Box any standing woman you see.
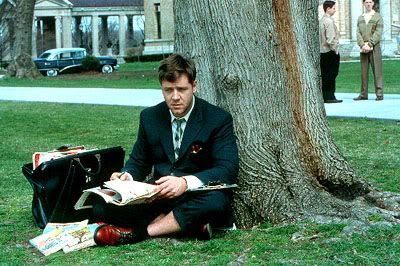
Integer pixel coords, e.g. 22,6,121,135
354,0,384,101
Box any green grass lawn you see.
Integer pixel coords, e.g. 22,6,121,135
337,59,400,94
0,62,160,89
1,59,400,94
0,101,399,264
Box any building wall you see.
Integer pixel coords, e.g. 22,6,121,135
143,0,174,54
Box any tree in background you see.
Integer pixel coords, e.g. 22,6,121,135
2,0,40,78
175,0,400,228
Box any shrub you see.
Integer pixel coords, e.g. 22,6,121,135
124,53,172,63
82,55,100,71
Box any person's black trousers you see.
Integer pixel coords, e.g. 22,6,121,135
320,51,340,101
92,190,233,236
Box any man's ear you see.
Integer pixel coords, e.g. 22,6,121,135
192,80,198,93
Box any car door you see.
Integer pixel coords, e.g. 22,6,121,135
72,51,84,70
57,52,75,73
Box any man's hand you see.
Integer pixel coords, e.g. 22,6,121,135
153,176,187,200
110,172,133,181
361,43,371,53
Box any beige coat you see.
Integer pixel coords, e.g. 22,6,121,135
319,14,339,53
357,12,383,48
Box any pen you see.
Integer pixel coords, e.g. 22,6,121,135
118,171,126,179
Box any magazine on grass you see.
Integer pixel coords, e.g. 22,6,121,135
29,220,100,256
74,179,159,209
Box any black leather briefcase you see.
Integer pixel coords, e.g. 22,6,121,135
22,146,125,228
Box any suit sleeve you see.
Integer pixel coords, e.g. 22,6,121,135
369,14,383,47
122,112,153,181
356,17,365,47
194,113,239,185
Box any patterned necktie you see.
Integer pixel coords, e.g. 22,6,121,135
174,118,185,160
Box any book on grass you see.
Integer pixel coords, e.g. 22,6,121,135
29,220,98,256
74,179,159,209
62,223,101,253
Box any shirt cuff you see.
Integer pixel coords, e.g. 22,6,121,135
183,175,204,190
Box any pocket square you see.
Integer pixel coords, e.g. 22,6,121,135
191,144,203,154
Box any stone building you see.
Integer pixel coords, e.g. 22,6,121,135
1,0,174,61
32,0,144,57
143,0,173,55
1,0,399,62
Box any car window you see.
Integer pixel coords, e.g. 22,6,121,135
39,52,51,59
60,52,72,59
73,51,85,59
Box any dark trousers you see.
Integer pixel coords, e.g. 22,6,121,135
92,190,233,235
320,51,340,101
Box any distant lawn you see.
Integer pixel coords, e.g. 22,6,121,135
337,59,400,94
0,62,160,89
1,58,399,93
0,101,399,265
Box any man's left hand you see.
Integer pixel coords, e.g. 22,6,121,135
153,175,187,200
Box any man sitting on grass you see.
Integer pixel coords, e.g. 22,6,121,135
93,53,239,245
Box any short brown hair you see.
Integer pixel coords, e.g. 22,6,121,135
158,54,196,84
323,1,336,12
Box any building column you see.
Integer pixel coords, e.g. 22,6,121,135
62,15,73,48
55,16,62,48
119,14,126,56
350,0,362,41
32,17,37,57
379,0,391,41
38,19,44,55
92,14,99,56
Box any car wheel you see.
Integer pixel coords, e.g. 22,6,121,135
102,65,113,74
46,69,58,77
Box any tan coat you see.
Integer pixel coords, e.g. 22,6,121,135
356,12,384,97
319,14,339,53
356,12,383,48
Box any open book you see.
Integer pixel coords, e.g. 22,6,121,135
74,180,159,209
29,220,101,256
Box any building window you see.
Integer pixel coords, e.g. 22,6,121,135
155,3,161,39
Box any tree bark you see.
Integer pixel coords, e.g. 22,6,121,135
174,0,400,228
6,0,41,78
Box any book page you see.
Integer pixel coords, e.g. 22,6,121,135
104,180,158,204
74,187,121,210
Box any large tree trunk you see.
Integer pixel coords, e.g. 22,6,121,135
6,0,41,78
174,0,400,228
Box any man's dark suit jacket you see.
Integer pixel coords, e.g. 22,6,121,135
123,96,238,186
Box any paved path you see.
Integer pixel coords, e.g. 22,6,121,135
0,87,164,107
325,93,400,120
1,87,399,120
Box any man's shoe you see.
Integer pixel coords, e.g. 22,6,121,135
197,223,212,240
324,99,343,103
353,95,368,101
94,224,139,246
376,96,383,101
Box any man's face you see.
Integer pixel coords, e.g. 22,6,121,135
327,4,336,16
161,74,197,118
364,0,374,11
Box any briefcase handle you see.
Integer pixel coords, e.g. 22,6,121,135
73,154,101,176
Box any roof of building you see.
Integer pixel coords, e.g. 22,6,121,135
69,0,143,7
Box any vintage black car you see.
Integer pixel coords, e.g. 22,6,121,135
33,48,119,77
